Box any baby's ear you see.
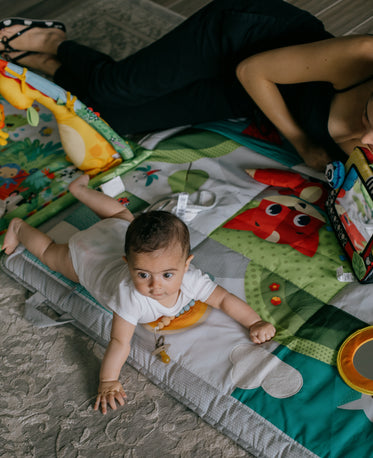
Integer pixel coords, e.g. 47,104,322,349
122,255,128,264
185,254,194,270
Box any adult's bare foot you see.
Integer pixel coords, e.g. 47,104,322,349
2,217,23,255
1,51,62,76
0,24,65,55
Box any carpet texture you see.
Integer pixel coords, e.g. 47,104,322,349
0,1,251,456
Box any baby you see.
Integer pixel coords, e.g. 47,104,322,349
2,174,276,414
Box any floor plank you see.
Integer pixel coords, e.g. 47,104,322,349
0,0,371,35
316,0,373,35
0,0,88,20
289,0,341,15
170,0,211,17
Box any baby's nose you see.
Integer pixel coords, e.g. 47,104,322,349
150,276,162,288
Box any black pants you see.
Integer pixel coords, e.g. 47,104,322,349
54,0,332,135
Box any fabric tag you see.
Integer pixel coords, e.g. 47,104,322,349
176,192,189,219
336,266,355,283
99,176,125,197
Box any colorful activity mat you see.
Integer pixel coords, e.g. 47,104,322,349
1,61,372,458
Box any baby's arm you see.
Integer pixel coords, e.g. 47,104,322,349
69,174,134,222
94,313,136,414
207,286,276,344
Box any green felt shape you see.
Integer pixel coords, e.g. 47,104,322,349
168,169,209,193
150,129,239,163
352,251,366,280
27,106,40,126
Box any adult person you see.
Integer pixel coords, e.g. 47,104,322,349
0,0,372,171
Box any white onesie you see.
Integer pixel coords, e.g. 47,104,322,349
68,218,217,325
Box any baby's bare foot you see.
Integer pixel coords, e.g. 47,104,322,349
69,173,90,188
68,173,90,195
2,217,23,254
0,25,65,55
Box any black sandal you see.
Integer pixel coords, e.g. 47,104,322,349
0,18,66,53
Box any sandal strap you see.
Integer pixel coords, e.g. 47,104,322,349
1,50,35,64
1,25,33,52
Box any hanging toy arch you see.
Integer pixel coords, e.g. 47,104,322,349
0,58,134,241
0,59,133,173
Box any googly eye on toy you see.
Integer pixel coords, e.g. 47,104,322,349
325,161,345,189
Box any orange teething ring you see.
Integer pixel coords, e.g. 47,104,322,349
337,326,373,395
143,300,210,334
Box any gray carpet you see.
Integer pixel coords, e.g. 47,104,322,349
0,1,251,456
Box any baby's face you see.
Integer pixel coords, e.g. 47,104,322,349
124,244,193,307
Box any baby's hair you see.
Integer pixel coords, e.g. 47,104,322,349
125,210,190,258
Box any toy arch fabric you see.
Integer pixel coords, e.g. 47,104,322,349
0,58,134,175
337,326,373,395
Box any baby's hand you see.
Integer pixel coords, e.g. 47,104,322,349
249,320,276,344
94,380,127,415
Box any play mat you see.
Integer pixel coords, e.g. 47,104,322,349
1,60,372,458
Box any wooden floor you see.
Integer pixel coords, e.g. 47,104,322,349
0,0,372,35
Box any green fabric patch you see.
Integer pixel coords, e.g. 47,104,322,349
243,265,366,365
196,120,301,166
150,129,240,163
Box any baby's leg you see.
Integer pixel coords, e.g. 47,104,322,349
3,218,79,282
69,174,134,222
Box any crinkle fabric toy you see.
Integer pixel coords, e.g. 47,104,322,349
0,58,134,175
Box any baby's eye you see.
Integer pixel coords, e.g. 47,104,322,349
163,272,173,279
138,272,149,279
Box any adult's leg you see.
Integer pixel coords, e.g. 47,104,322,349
54,0,234,106
55,0,330,103
80,76,248,135
54,0,332,132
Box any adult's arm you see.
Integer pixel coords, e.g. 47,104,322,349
236,35,373,169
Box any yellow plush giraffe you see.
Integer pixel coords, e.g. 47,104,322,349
0,59,132,175
0,103,9,146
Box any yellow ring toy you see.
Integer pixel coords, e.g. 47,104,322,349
337,325,373,395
